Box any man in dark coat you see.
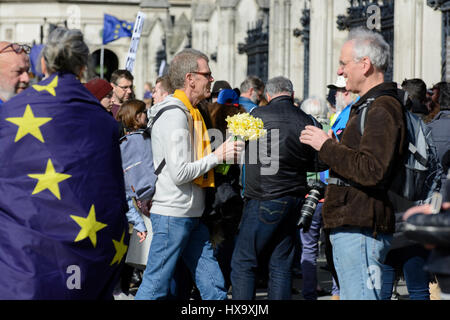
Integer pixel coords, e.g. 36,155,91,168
300,27,407,300
231,76,326,300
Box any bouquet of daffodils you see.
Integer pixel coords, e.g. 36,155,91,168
216,113,267,175
225,113,267,141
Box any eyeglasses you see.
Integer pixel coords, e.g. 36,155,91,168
116,84,133,91
0,43,31,55
191,71,214,80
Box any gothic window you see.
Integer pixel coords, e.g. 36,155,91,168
238,19,269,83
337,0,395,81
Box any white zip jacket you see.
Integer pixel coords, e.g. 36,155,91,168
147,95,218,217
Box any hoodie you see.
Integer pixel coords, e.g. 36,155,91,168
147,95,218,217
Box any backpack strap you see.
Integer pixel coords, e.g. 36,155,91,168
119,129,146,144
357,92,403,135
357,97,375,135
145,105,187,136
154,159,166,175
145,105,188,174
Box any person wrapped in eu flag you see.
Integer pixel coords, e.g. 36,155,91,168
0,28,129,299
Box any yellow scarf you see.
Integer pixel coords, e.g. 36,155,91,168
173,89,215,188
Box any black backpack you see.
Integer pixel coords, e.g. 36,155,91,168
356,89,444,211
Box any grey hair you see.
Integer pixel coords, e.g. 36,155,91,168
168,48,209,90
42,28,89,76
264,76,293,97
348,27,390,73
301,96,329,124
240,75,265,93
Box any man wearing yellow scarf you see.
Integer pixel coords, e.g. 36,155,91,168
136,49,244,300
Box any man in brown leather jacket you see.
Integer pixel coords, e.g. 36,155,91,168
300,27,407,300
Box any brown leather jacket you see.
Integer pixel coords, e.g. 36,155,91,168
319,82,407,234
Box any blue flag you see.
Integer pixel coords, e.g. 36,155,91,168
102,14,134,45
0,72,129,299
29,44,44,78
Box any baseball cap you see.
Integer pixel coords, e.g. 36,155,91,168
327,76,347,90
217,89,239,106
211,80,232,95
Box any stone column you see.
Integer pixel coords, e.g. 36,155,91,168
217,0,238,86
269,0,292,78
139,0,170,95
289,0,308,98
394,0,441,86
309,0,332,98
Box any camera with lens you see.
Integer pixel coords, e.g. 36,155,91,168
297,179,326,232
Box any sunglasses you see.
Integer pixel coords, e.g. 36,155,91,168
0,43,31,55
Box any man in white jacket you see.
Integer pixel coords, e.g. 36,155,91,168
135,49,244,300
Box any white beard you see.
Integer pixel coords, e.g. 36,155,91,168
0,86,15,102
335,93,347,114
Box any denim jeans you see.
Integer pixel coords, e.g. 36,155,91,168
135,214,227,300
299,202,323,300
381,251,430,300
330,227,392,300
230,196,302,300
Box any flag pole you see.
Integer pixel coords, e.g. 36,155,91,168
100,45,104,79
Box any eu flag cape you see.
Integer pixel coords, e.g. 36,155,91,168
102,14,134,45
0,72,129,299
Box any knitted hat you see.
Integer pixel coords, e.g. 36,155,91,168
84,78,113,101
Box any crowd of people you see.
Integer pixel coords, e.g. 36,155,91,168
0,26,449,300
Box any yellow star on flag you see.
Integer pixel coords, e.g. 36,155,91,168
32,75,58,96
5,104,52,143
70,205,108,248
110,231,128,266
28,159,71,200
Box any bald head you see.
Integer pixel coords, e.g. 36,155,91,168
0,41,30,102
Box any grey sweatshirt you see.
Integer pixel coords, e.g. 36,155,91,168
147,95,218,217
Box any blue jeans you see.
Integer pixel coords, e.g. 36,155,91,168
135,214,227,300
330,227,392,300
231,196,302,300
381,251,430,300
299,202,323,300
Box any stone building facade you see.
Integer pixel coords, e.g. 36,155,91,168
0,0,444,101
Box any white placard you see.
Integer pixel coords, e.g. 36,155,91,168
125,11,146,74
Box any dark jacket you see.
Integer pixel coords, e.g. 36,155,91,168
319,82,407,234
427,110,450,167
405,212,450,275
404,177,450,275
244,95,326,200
